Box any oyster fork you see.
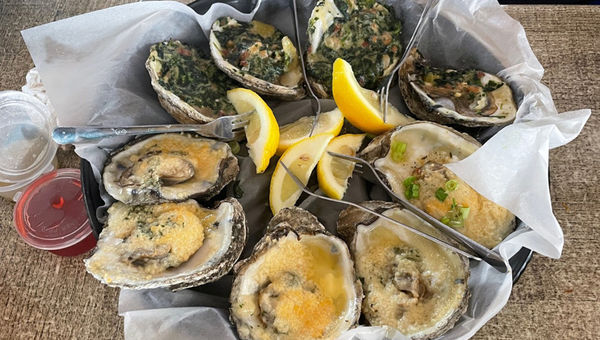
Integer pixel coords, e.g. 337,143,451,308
52,111,253,145
378,0,436,122
278,161,481,261
328,151,508,272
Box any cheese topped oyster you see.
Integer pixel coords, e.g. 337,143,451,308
210,17,304,100
230,207,362,339
306,0,402,97
399,48,517,127
146,40,238,123
85,198,247,290
360,122,515,249
337,201,470,339
103,133,238,205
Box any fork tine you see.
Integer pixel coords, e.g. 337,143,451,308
231,120,250,130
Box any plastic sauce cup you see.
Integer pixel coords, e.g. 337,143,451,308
13,168,96,256
0,91,58,201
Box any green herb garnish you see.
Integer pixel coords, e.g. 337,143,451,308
391,141,407,162
403,176,420,199
435,188,448,202
445,179,458,192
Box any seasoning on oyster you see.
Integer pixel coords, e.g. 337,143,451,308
146,40,238,124
84,198,247,290
230,207,362,339
103,133,239,205
399,48,518,127
337,201,470,340
210,17,304,100
360,121,515,248
306,0,402,97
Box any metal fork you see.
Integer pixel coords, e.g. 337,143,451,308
51,111,253,145
278,161,481,261
290,0,321,137
328,151,508,272
378,0,436,123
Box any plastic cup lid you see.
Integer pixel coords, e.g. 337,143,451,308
0,91,57,183
13,168,92,251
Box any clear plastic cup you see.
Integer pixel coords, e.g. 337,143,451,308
13,168,96,256
0,91,58,201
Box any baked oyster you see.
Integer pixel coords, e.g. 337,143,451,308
230,207,362,339
103,133,239,205
337,201,470,339
210,17,304,100
359,122,515,248
399,48,517,127
85,198,247,290
146,40,238,123
306,0,402,97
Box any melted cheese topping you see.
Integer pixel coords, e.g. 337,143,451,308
354,209,468,336
231,234,354,340
86,200,218,282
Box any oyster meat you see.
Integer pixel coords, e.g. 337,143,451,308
360,121,515,248
210,17,304,100
230,207,362,339
103,133,239,205
85,198,247,290
146,40,238,124
337,201,470,340
306,0,402,97
399,48,517,127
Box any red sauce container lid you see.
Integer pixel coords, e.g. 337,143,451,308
13,168,94,254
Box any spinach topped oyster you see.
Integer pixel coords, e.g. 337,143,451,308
146,40,238,124
85,198,247,290
103,133,239,205
210,17,304,100
337,201,470,339
360,122,515,249
306,0,402,97
399,48,518,126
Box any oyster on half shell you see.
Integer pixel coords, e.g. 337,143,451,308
230,207,362,340
337,201,470,340
146,40,238,124
210,17,305,100
360,121,515,249
103,133,239,205
399,48,517,127
85,198,247,290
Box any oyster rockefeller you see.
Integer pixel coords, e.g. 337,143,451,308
306,0,403,97
210,17,304,100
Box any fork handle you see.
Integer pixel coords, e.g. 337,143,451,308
52,125,201,144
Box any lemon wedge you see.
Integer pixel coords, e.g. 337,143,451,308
277,108,344,155
317,134,366,200
227,88,279,173
332,58,413,134
269,133,334,214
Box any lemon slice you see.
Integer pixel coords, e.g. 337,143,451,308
270,133,334,214
277,108,344,155
332,58,413,134
227,88,279,173
317,134,366,200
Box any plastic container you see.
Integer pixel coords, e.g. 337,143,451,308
13,168,96,256
0,91,58,201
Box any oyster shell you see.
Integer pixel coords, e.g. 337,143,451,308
230,207,362,339
84,198,247,291
306,0,402,98
359,121,515,248
399,48,517,127
146,40,238,123
103,133,239,205
337,201,470,340
210,17,305,100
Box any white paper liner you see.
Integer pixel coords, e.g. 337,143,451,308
20,0,590,339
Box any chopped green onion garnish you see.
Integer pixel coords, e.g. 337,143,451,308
445,179,458,192
435,188,448,202
403,176,416,187
403,176,420,199
391,141,407,162
440,216,451,225
460,207,470,220
411,183,420,199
